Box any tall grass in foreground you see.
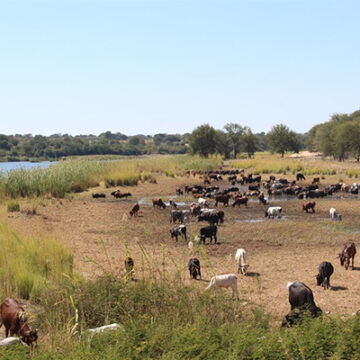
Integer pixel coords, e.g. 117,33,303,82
0,219,74,301
0,155,222,199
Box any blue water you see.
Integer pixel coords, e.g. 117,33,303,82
0,161,55,173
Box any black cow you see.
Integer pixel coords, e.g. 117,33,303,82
316,262,334,289
282,281,322,327
296,173,306,181
92,193,106,198
170,225,187,242
188,258,201,279
199,225,217,244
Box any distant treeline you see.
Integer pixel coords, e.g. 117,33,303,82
0,125,307,161
307,110,360,161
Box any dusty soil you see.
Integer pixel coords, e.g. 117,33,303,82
7,173,360,323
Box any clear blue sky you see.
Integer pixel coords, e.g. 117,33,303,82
1,0,359,136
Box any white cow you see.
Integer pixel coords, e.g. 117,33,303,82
205,274,239,299
329,207,342,221
85,323,125,342
198,197,208,208
265,206,282,219
0,337,26,347
235,248,248,275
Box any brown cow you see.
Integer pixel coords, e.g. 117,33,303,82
302,201,316,213
312,177,320,184
215,194,230,207
0,298,38,346
152,198,166,209
130,203,140,217
258,193,267,205
339,242,357,270
232,196,248,207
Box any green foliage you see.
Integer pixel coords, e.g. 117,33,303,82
7,199,20,212
189,124,217,157
267,124,302,157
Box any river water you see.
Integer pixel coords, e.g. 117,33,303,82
0,161,55,173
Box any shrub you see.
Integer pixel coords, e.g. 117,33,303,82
7,200,20,212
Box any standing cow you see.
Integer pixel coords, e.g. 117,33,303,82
339,242,356,270
188,258,201,279
316,262,334,289
235,248,248,275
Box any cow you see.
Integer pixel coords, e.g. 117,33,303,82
199,225,217,244
329,207,342,221
312,177,320,184
198,197,208,208
316,262,334,289
176,188,184,196
0,298,38,346
282,282,322,327
190,203,202,216
302,202,315,213
170,210,184,223
92,193,106,198
170,225,187,242
129,203,140,217
258,193,267,205
204,178,211,185
296,173,306,181
269,175,276,181
188,258,201,279
264,206,282,219
205,274,239,299
339,242,356,270
152,198,166,209
215,194,230,207
232,196,248,207
235,248,248,275
197,211,223,225
169,200,178,208
111,190,132,199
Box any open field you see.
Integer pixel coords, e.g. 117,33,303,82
3,154,360,358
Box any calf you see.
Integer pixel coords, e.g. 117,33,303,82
0,298,38,346
329,207,342,221
205,274,239,299
170,225,187,242
188,258,201,279
199,225,217,244
316,262,334,289
235,248,248,275
339,242,356,270
152,198,166,209
282,281,322,327
92,193,106,199
129,203,140,217
264,206,282,219
302,202,315,213
232,196,248,207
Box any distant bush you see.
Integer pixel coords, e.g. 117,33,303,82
7,200,20,212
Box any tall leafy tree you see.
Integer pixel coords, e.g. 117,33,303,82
215,130,232,159
267,124,301,157
189,124,217,157
224,123,245,158
241,128,260,158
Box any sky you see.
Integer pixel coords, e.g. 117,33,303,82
0,0,360,136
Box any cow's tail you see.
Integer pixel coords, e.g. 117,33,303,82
287,282,294,289
205,277,215,290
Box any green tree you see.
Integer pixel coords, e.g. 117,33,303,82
215,130,232,159
241,128,260,158
267,124,301,157
189,124,217,157
224,123,245,158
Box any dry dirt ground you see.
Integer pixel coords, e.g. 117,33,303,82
6,173,360,323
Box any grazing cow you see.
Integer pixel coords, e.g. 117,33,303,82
199,225,217,244
129,203,140,217
170,225,187,242
124,257,134,279
92,193,106,199
176,188,184,196
0,298,38,346
296,173,306,181
111,190,132,199
258,193,267,205
204,179,211,185
152,198,166,209
312,177,320,184
188,258,201,279
235,248,248,275
282,282,322,327
190,203,202,216
316,262,334,289
302,202,316,213
205,274,239,299
339,242,356,270
264,206,282,219
197,211,223,225
170,210,184,223
198,197,208,208
169,200,178,208
329,207,342,221
215,194,230,207
269,175,276,181
232,196,248,207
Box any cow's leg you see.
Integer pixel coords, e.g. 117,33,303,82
5,326,9,338
232,283,239,300
214,234,217,244
352,256,355,270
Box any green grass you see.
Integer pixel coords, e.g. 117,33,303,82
7,199,20,212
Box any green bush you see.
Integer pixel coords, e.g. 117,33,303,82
7,200,20,212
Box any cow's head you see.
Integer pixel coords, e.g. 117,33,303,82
264,211,269,218
316,273,323,286
22,329,38,346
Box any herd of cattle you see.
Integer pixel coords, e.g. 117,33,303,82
2,169,359,346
